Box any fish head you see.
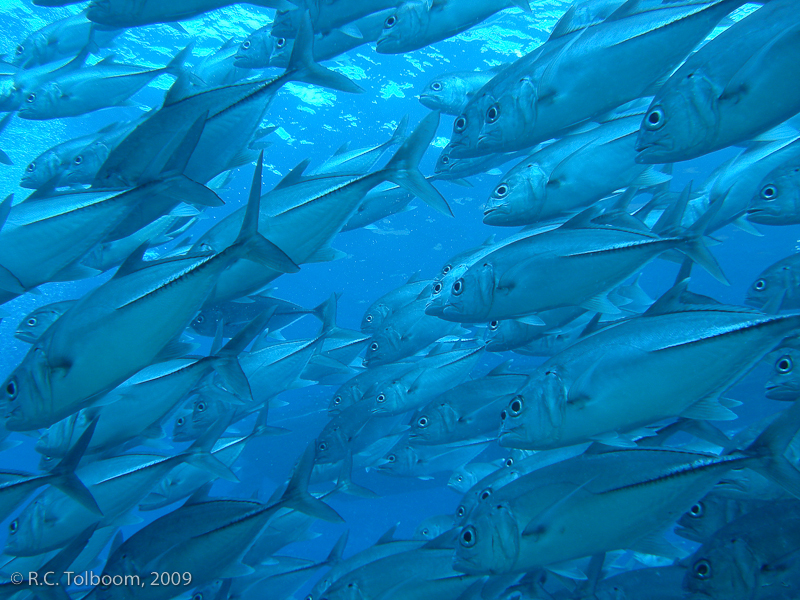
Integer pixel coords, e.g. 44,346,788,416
484,319,528,352
18,82,60,120
636,69,721,164
20,150,62,190
765,348,800,401
268,36,292,68
484,160,548,226
683,538,759,600
189,307,223,337
370,380,405,415
13,33,47,69
499,370,567,449
674,496,730,544
375,1,427,54
327,381,363,415
448,466,480,494
86,0,114,26
419,75,469,113
453,501,520,575
375,445,416,476
744,262,791,312
424,266,463,317
62,142,110,187
234,29,274,69
747,164,800,226
15,306,64,343
4,493,51,556
434,144,458,176
413,515,453,541
269,9,299,41
3,347,56,432
314,425,349,465
360,302,391,333
171,407,198,442
409,405,450,444
436,262,495,323
363,327,401,367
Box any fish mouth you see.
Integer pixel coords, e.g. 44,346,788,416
634,137,673,164
673,525,703,543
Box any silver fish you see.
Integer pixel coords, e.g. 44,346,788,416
745,253,800,313
419,69,498,116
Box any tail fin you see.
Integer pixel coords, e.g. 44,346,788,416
209,307,275,402
277,443,343,523
381,114,409,151
333,451,378,499
744,401,800,499
183,417,240,483
313,292,339,337
382,111,453,217
49,417,102,515
231,152,299,274
286,11,364,94
164,42,194,77
30,524,98,600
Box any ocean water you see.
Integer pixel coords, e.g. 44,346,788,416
1,1,799,598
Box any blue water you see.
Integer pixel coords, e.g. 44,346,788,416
0,0,798,596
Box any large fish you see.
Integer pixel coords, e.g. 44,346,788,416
636,0,800,163
86,0,296,28
454,402,800,575
448,0,746,158
1,155,295,431
18,46,191,120
376,0,530,54
429,195,725,323
499,294,800,451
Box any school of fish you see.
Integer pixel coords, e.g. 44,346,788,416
2,0,800,599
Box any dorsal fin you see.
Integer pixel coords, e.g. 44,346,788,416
274,158,311,190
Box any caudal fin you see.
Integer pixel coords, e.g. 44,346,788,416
382,111,453,217
287,11,364,94
277,443,343,523
49,417,102,515
231,152,300,274
164,42,194,77
745,401,800,499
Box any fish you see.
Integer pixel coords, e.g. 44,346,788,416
499,290,800,451
375,438,488,479
15,300,77,343
637,0,800,164
413,514,456,540
166,38,253,105
765,347,800,401
675,490,777,544
448,462,501,494
360,272,432,333
86,0,297,28
448,0,744,158
376,0,531,54
1,154,295,431
419,69,498,115
270,0,403,39
18,46,191,120
429,193,725,323
483,308,586,353
745,253,800,312
454,401,800,575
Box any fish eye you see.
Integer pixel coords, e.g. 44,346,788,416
242,40,251,49
460,526,477,548
196,314,205,323
494,184,509,198
318,441,328,451
333,396,341,405
442,265,451,275
276,38,286,48
196,401,207,412
176,417,185,426
26,92,36,103
777,356,793,374
508,395,523,417
365,314,373,322
99,581,111,591
27,317,37,327
688,502,705,518
431,81,442,91
486,104,500,124
305,596,313,600
644,107,664,130
387,454,395,462
384,15,396,28
441,155,449,164
505,457,514,467
754,279,767,291
761,184,778,200
73,155,83,166
489,321,499,330
192,594,203,600
377,394,386,403
370,342,379,352
417,416,428,428
457,505,465,518
9,519,18,534
454,116,467,133
452,279,464,296
693,559,712,579
480,488,492,500
16,45,23,55
6,378,18,400
26,162,36,172
421,527,429,535
432,282,443,295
